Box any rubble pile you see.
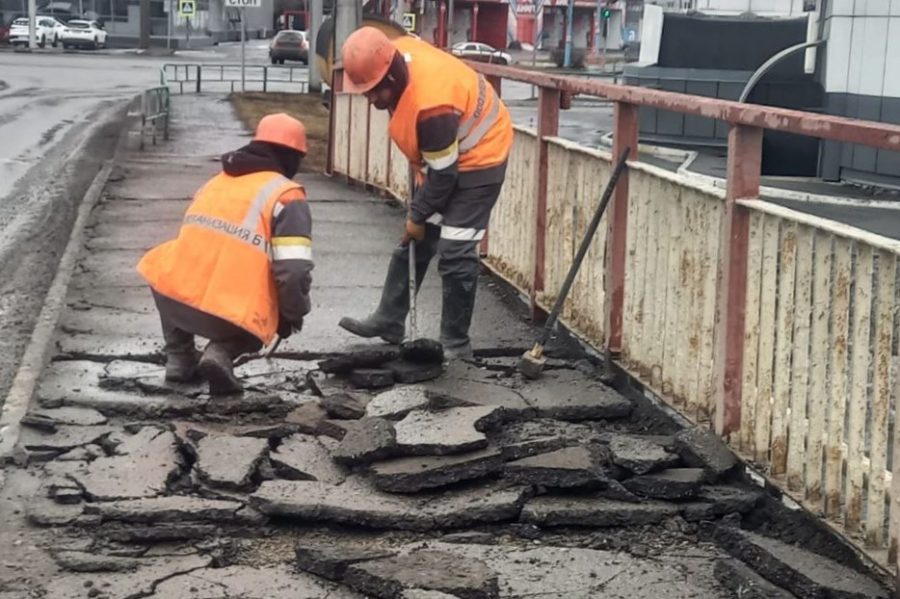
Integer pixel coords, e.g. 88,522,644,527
10,357,889,599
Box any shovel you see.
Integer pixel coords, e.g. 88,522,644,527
399,239,444,363
518,147,631,379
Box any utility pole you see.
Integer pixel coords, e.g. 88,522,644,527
27,0,35,49
139,0,150,49
309,0,323,92
563,0,574,68
240,8,246,91
447,0,454,48
334,0,360,63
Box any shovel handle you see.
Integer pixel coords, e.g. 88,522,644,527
538,147,631,347
408,239,417,339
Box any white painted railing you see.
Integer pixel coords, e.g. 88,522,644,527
484,128,538,295
330,89,900,571
738,199,900,557
622,165,724,424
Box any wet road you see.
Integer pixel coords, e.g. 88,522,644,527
0,51,168,199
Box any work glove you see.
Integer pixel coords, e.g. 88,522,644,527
401,218,426,246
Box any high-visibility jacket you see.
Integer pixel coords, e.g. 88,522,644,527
137,171,308,344
388,36,513,175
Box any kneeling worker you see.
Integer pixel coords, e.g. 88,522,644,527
137,114,313,394
338,27,513,359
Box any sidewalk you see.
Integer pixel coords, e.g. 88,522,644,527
0,94,890,598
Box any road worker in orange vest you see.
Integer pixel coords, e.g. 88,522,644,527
137,114,313,395
338,26,513,360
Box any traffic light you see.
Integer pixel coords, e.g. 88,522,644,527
601,6,611,19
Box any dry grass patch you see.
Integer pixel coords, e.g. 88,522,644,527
230,92,330,173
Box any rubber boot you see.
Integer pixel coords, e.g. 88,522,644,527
440,274,478,361
165,349,201,383
198,342,243,395
161,326,200,382
339,247,429,344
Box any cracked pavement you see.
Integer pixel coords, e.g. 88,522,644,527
0,95,890,599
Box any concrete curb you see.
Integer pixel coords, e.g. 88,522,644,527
0,160,114,463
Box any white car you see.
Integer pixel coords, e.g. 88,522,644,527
8,16,65,47
61,19,107,49
451,42,512,65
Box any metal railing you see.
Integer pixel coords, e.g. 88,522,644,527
161,63,309,94
139,85,170,150
327,62,900,579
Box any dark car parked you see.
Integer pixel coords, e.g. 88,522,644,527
269,30,308,65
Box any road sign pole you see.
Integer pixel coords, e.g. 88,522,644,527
240,7,246,92
27,0,35,49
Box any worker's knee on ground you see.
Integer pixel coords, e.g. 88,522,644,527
437,238,479,279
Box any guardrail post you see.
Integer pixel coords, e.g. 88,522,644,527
196,65,202,93
326,68,344,176
714,124,762,436
532,86,560,320
606,102,638,354
164,88,170,140
263,66,268,93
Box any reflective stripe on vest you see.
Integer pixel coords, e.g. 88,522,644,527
182,174,288,260
457,75,501,154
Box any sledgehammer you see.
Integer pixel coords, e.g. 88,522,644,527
518,148,631,380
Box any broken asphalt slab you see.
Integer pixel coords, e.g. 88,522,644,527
270,433,347,484
323,541,732,599
294,543,396,580
39,554,214,599
504,445,609,488
371,447,505,493
194,435,269,491
321,391,369,420
393,406,501,456
714,559,799,599
343,550,500,599
681,485,763,521
674,426,739,481
520,495,680,527
251,478,529,531
606,434,681,475
331,417,398,466
63,428,183,500
515,370,633,420
21,406,108,430
84,495,259,524
366,385,431,420
489,419,600,461
149,564,366,598
623,468,705,500
712,525,890,599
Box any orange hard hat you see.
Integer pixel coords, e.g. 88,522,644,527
253,113,307,154
342,26,396,94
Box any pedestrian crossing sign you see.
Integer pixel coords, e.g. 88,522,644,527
178,0,195,17
402,12,416,32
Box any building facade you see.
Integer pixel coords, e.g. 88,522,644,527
397,0,627,51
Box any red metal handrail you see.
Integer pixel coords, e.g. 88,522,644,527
471,62,900,151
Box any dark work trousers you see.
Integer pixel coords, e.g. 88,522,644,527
151,290,263,359
388,181,504,350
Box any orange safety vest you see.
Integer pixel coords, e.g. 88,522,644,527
388,36,513,174
137,171,305,344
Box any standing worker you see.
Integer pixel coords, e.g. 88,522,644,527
137,114,314,395
338,27,513,360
